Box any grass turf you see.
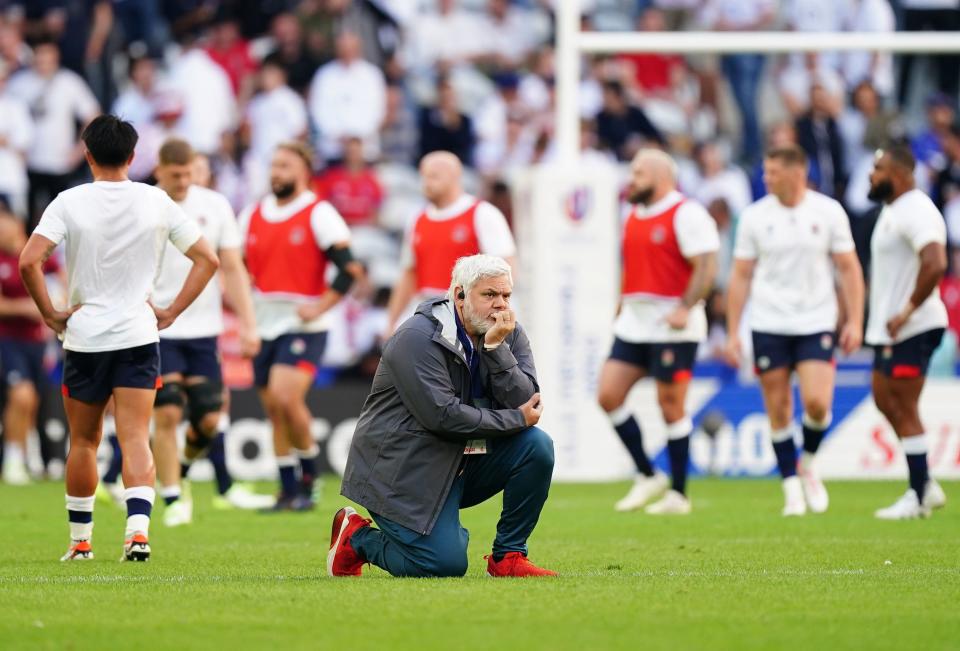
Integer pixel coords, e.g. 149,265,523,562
0,478,957,651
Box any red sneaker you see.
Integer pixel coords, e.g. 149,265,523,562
327,507,371,577
485,552,557,577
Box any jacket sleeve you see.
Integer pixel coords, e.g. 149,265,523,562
482,324,539,409
383,328,528,441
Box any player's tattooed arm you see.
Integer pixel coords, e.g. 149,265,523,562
681,252,717,309
665,252,716,330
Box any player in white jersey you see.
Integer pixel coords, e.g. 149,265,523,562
239,141,362,510
865,146,949,520
19,115,218,561
150,138,274,527
597,149,719,515
726,145,865,517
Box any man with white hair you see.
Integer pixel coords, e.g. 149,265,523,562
329,254,555,578
384,150,516,336
597,148,719,515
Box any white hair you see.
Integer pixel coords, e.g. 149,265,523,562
448,254,512,301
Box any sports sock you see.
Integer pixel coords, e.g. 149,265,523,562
160,485,180,506
801,411,832,467
770,425,797,479
666,418,692,495
124,486,154,537
296,444,320,495
66,494,94,542
902,434,929,502
102,434,122,484
277,456,299,498
208,433,233,495
608,406,654,477
4,441,24,464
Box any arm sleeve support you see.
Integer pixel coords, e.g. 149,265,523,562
327,245,356,294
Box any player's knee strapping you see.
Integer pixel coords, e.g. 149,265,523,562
154,381,186,408
185,382,224,436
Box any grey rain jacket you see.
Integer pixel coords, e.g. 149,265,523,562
340,298,540,535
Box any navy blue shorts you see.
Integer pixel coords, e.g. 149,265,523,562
751,330,835,374
62,343,161,403
873,328,945,379
0,339,46,388
159,336,222,381
252,332,327,387
608,337,697,383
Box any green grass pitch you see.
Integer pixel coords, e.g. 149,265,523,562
1,478,957,651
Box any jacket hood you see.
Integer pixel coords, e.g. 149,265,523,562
415,298,470,363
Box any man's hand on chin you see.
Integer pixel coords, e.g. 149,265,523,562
484,309,516,348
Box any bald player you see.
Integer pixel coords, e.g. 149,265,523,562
597,149,719,515
239,142,364,511
384,151,516,335
866,146,948,520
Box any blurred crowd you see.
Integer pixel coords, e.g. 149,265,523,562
1,0,960,374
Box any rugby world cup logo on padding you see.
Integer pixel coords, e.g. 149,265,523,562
564,186,592,223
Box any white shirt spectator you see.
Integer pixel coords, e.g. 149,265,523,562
246,85,307,168
0,94,33,216
615,192,720,343
843,0,896,97
399,194,516,271
6,67,99,174
33,181,201,352
238,191,351,339
153,185,240,339
474,92,509,175
112,85,155,131
785,0,852,71
735,190,856,335
866,189,949,345
778,64,846,116
698,0,776,28
244,84,308,201
405,9,483,70
690,166,752,217
473,6,544,67
308,58,386,162
166,48,237,155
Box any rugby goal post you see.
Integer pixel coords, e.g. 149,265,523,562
515,5,960,480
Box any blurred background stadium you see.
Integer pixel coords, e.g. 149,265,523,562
1,0,960,485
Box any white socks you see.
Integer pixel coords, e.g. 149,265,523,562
124,486,155,537
66,494,95,542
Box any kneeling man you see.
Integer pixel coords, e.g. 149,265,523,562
329,254,555,577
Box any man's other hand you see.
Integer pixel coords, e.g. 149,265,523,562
520,392,543,426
